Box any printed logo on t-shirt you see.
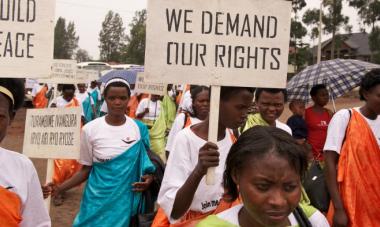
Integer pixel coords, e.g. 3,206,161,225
318,121,328,127
201,199,220,210
122,137,136,144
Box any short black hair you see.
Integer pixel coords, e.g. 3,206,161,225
255,88,287,102
62,84,76,92
190,86,209,100
220,86,255,101
310,84,327,97
104,81,131,97
289,99,304,110
0,78,25,112
223,126,308,201
359,69,380,101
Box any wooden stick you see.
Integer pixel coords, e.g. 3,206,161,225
206,85,221,185
45,159,54,211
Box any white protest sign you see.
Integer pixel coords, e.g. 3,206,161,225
145,0,291,88
39,59,99,84
23,107,81,159
135,73,167,96
0,0,55,78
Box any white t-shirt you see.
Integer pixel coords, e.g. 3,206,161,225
0,147,51,227
136,98,161,121
324,107,380,154
100,101,108,113
31,83,42,97
276,120,293,135
179,90,193,113
217,204,329,227
165,113,202,152
53,96,84,116
75,92,95,105
158,127,234,223
79,116,141,165
87,87,102,101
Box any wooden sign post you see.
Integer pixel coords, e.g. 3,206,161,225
145,0,292,184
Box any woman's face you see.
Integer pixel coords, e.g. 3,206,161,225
63,89,75,101
219,90,253,129
192,90,210,120
78,84,86,93
235,152,301,227
256,91,285,125
312,88,329,107
364,84,380,115
105,86,130,117
0,94,11,143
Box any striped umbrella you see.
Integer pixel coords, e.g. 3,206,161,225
287,59,380,104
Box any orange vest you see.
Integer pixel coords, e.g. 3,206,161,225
0,186,22,226
32,85,48,108
327,109,380,226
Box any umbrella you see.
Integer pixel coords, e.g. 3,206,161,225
98,67,144,84
287,59,380,109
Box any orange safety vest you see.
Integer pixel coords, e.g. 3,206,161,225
0,186,22,226
327,109,380,226
53,98,82,185
32,85,48,109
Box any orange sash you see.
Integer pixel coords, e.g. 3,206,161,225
127,95,139,118
53,98,82,185
0,186,22,226
327,109,380,226
32,85,48,108
152,199,241,227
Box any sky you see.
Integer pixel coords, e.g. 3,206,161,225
56,0,363,60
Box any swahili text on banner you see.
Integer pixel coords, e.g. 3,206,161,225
145,0,291,88
0,0,56,78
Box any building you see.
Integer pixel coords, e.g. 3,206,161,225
312,32,372,63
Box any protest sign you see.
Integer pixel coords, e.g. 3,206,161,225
39,59,99,84
23,107,81,159
145,0,292,88
135,73,167,96
0,0,55,78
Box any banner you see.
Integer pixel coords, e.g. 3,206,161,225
0,0,55,78
23,107,81,159
145,0,292,88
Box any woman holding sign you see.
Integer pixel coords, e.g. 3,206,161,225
48,78,156,226
153,86,254,226
0,78,51,226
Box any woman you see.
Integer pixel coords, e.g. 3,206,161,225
0,78,50,226
305,84,332,161
324,69,380,227
165,86,210,159
76,83,97,123
48,78,156,226
153,86,255,227
50,84,82,206
136,94,162,128
198,126,329,227
31,82,49,108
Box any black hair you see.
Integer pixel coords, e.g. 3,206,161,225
62,84,76,92
104,80,131,97
0,78,25,112
359,69,380,101
289,99,304,110
220,86,255,101
309,84,327,97
190,86,210,100
223,126,308,201
255,88,287,102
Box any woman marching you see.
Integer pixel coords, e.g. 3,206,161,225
47,78,156,226
0,78,50,226
165,86,210,159
198,126,329,227
153,86,255,227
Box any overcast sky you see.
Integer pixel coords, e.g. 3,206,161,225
56,0,362,60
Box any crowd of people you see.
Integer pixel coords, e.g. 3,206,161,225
0,68,379,226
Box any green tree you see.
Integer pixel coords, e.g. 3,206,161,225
75,49,92,62
99,11,126,62
54,17,79,59
302,9,321,41
290,0,307,72
122,9,147,65
348,0,380,30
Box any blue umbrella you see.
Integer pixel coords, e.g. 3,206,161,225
98,67,144,84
